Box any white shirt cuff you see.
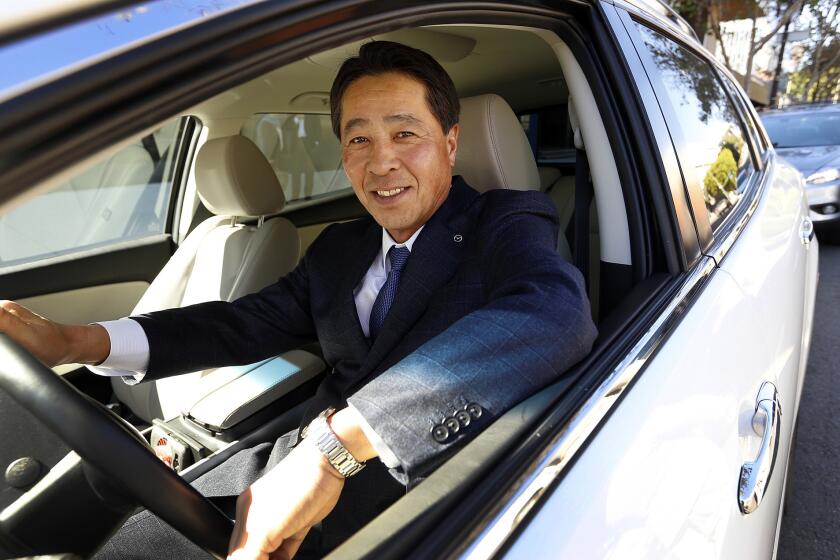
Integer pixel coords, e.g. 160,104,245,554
86,318,150,383
347,403,401,469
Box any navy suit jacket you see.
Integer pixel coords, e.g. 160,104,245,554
132,177,597,483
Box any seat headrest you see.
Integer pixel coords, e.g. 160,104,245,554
195,136,286,217
453,94,540,192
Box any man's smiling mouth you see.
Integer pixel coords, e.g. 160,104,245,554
373,186,410,198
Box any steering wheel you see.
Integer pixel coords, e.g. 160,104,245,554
0,335,233,558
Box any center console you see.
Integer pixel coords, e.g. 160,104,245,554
144,350,325,473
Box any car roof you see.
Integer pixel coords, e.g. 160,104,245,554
0,0,140,43
615,0,700,44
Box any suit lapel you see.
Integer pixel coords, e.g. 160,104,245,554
360,179,479,374
330,219,381,359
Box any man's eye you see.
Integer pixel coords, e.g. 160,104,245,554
349,136,368,145
396,131,416,139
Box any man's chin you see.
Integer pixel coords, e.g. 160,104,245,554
376,219,420,242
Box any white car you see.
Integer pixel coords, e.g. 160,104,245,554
0,0,817,558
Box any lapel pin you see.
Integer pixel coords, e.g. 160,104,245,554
453,234,463,243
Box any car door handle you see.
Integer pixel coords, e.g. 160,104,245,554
800,217,815,246
739,381,782,514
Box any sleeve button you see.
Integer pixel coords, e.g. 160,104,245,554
455,410,471,427
444,417,460,433
466,403,483,419
431,424,450,443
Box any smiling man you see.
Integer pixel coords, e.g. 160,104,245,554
341,72,457,243
0,41,596,559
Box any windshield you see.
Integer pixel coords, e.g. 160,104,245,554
761,111,840,148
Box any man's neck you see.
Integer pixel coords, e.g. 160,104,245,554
386,229,414,244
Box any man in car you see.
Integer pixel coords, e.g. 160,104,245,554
0,41,596,559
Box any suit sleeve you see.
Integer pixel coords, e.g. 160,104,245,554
129,227,330,381
347,193,597,484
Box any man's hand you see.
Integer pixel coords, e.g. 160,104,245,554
227,440,345,560
0,300,110,366
227,407,379,560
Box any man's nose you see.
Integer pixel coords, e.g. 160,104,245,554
367,140,400,176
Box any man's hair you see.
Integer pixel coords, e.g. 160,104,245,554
330,41,460,138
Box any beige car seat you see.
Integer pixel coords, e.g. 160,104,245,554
112,135,310,422
455,93,573,262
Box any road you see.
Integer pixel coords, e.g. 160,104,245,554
778,241,840,559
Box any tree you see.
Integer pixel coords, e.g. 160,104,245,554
704,147,738,199
672,0,805,95
795,0,840,102
787,42,840,101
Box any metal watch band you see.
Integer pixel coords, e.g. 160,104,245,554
303,409,366,478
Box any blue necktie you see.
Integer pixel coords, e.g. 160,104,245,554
369,245,411,340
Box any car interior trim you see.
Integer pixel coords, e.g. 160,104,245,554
538,32,631,266
166,116,201,243
0,235,173,299
459,254,718,560
584,6,658,278
17,281,150,326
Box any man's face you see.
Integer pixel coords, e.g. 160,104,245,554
340,72,459,243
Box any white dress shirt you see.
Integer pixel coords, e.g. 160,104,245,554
89,225,424,468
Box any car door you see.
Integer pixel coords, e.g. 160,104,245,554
494,5,816,559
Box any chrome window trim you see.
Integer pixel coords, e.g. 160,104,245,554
622,13,765,258
459,255,718,560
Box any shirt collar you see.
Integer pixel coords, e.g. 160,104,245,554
380,226,424,271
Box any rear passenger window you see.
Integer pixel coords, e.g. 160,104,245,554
634,24,755,229
241,113,352,205
519,106,576,166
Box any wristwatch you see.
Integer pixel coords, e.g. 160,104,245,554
302,407,366,478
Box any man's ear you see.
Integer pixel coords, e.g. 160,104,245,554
446,123,459,166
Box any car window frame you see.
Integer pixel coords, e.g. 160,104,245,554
604,5,703,269
620,10,766,255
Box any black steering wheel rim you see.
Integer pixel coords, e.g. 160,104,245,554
0,334,233,558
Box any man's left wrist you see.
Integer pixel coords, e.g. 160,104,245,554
303,408,367,478
302,437,346,480
328,407,377,461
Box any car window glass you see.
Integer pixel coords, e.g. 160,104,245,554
635,24,755,230
519,106,576,165
240,114,352,204
0,118,184,269
761,112,840,148
721,77,762,159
